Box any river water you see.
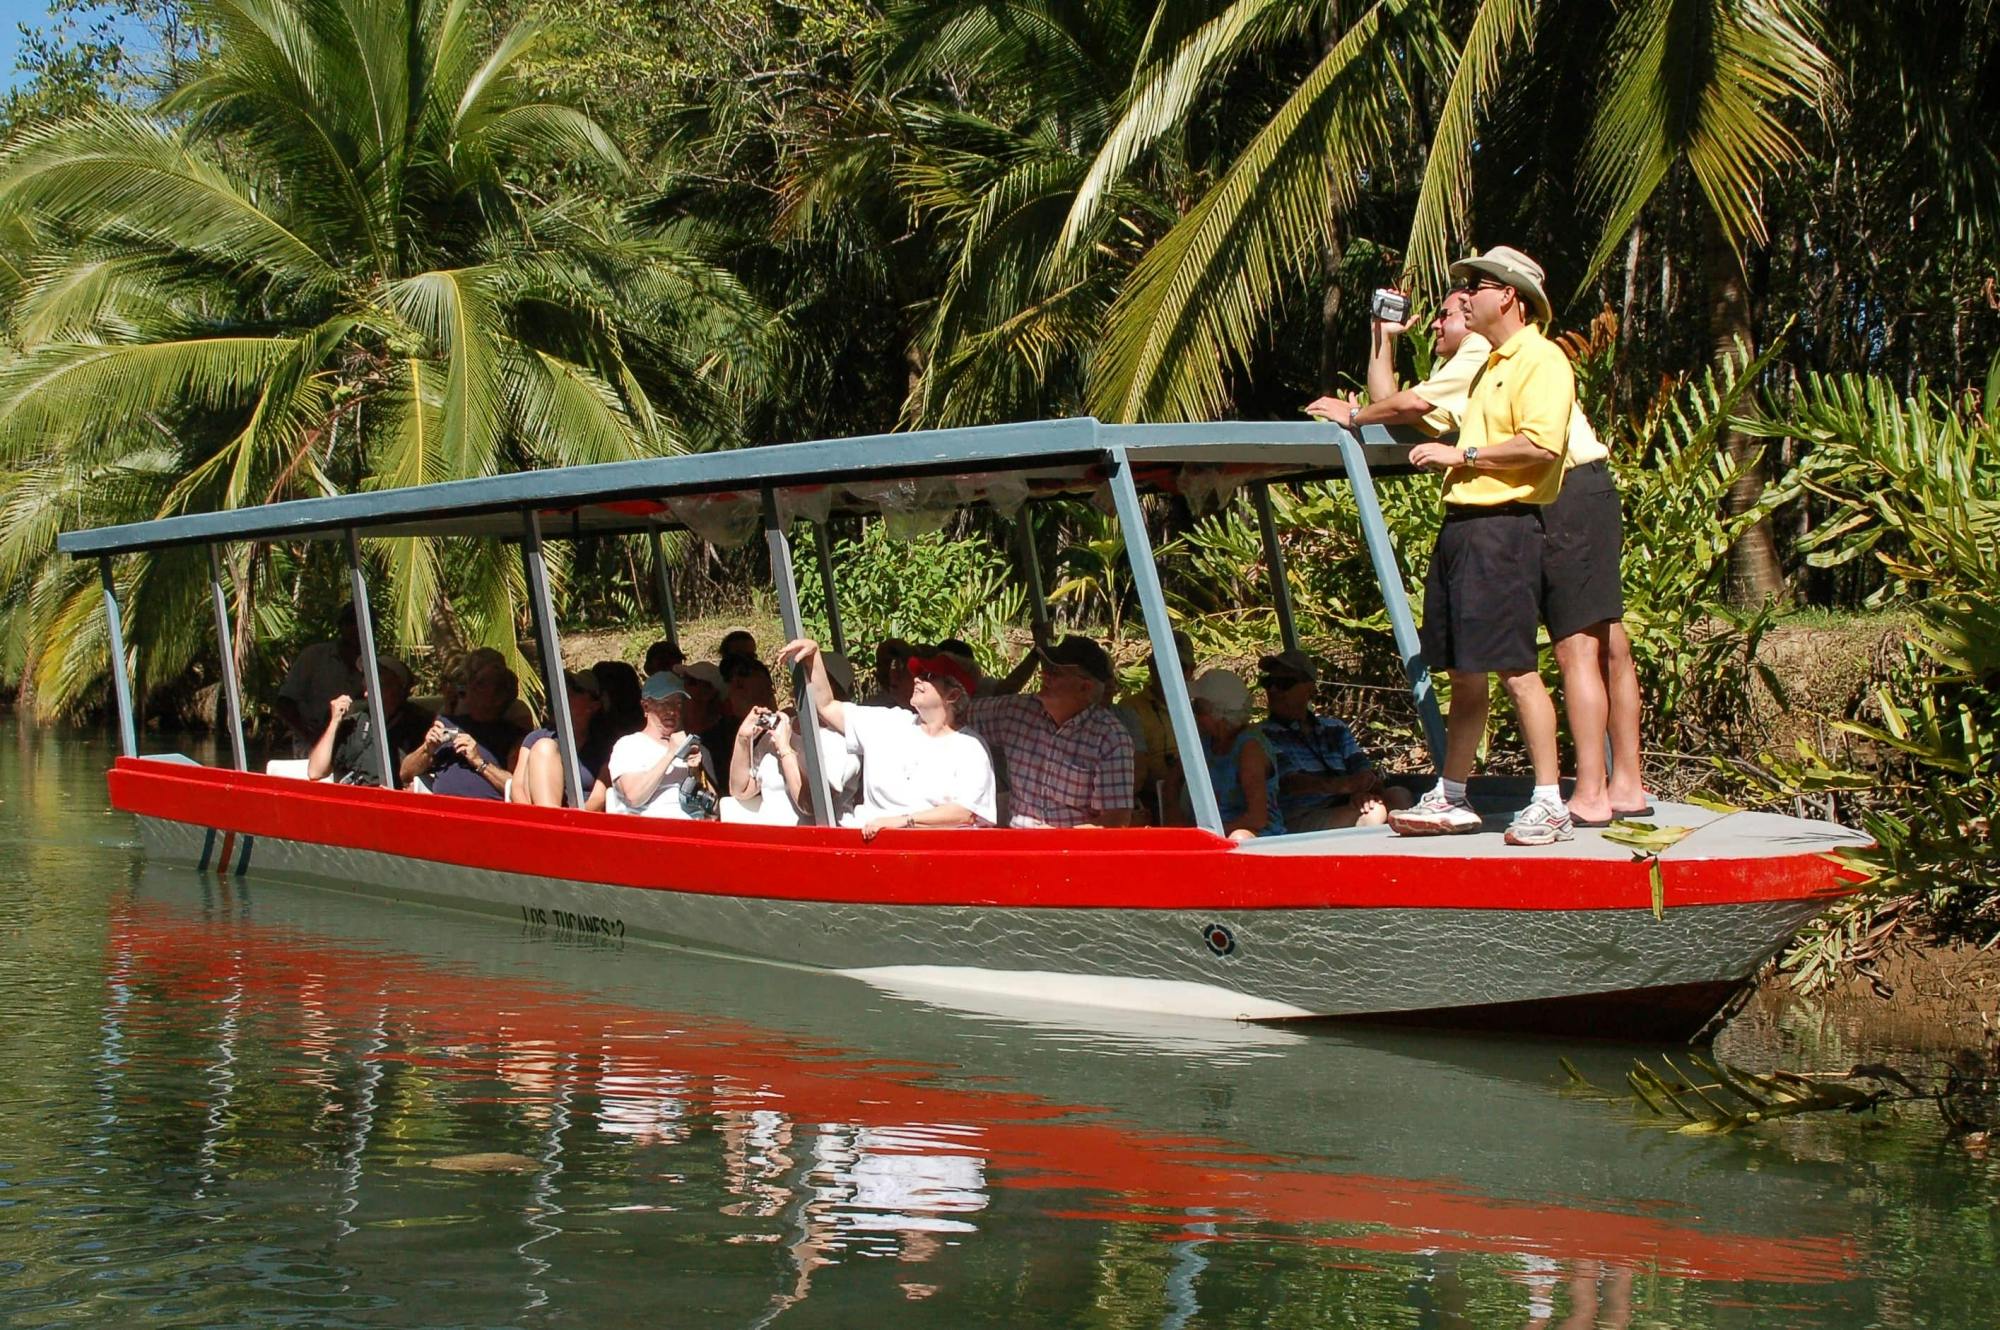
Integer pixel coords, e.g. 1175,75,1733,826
3,721,1995,1329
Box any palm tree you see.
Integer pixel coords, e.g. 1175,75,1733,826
0,0,768,716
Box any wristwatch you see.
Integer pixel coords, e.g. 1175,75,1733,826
1462,445,1480,465
1347,405,1361,430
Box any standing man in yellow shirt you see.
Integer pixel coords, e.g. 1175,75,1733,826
1311,281,1650,828
1391,246,1574,844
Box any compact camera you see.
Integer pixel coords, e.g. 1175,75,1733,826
754,711,779,733
1370,288,1411,324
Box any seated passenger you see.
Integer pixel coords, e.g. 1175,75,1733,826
968,636,1134,828
933,638,992,695
776,638,995,841
1188,670,1283,841
679,660,726,738
606,672,720,819
305,657,432,786
1256,649,1412,830
644,638,686,677
704,653,778,784
411,662,525,799
509,670,611,811
862,637,916,709
723,652,862,826
590,659,644,740
436,646,536,731
1117,628,1194,824
718,628,758,662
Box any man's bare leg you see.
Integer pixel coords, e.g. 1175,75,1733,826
1499,667,1562,788
1555,626,1612,822
1604,621,1649,811
1442,670,1491,784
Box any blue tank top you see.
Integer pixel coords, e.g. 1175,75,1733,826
1205,726,1286,836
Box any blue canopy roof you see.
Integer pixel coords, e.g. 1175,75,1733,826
58,417,1416,557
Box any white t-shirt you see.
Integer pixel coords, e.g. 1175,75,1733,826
277,641,363,740
841,704,997,827
736,725,864,826
606,731,715,818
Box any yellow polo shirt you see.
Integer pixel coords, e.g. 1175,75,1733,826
1420,330,1607,470
1439,324,1573,506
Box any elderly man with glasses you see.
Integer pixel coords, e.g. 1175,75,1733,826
1254,650,1411,831
968,635,1135,829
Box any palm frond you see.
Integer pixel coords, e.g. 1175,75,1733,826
1578,0,1834,280
1402,0,1539,291
1088,0,1415,422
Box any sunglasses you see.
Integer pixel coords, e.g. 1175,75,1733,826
1257,674,1310,689
1455,277,1509,296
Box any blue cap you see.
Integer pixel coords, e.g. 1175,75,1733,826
641,671,688,702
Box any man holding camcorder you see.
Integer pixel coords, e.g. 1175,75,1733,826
1311,246,1576,845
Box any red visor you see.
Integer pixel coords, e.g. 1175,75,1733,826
907,654,977,696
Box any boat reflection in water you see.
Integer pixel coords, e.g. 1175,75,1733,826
108,866,1859,1326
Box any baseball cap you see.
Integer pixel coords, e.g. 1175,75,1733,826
1036,635,1113,684
1256,649,1320,685
641,671,688,702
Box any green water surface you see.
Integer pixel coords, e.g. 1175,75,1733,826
2,721,1995,1328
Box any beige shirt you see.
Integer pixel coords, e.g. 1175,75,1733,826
1419,331,1606,469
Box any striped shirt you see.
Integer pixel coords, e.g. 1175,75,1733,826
968,694,1135,828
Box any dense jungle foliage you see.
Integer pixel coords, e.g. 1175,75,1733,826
0,0,1993,974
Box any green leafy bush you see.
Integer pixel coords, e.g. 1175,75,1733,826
794,519,1024,670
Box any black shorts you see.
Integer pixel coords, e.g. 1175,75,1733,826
1418,504,1544,674
1540,461,1624,640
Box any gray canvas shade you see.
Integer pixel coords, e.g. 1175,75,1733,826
56,418,1418,557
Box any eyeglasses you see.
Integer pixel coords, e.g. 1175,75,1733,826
1257,674,1310,690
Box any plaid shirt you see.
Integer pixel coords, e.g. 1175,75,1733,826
1258,711,1371,825
969,694,1135,828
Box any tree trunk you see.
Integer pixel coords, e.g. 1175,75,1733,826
1316,223,1347,394
1703,211,1786,605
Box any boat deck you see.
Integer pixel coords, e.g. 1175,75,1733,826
1235,801,1872,863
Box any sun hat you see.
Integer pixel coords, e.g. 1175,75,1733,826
641,671,688,702
563,668,602,698
1036,635,1114,685
1448,245,1552,325
907,653,978,697
679,661,725,691
1256,649,1320,685
374,656,413,686
1188,669,1252,721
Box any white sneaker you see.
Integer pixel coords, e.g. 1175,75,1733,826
1504,800,1575,846
1390,787,1482,836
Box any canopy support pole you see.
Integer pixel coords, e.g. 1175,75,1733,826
98,556,137,759
1015,505,1051,641
763,488,833,826
811,520,845,655
521,510,585,809
1252,483,1299,652
647,527,679,644
1105,443,1222,836
1335,429,1446,767
208,545,248,771
344,530,396,791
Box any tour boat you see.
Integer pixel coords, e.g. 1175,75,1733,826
62,417,1866,1041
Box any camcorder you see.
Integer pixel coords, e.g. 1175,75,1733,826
1369,288,1411,324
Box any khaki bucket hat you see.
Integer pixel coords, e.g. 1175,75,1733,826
1449,245,1553,325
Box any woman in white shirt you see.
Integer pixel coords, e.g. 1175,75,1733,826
775,638,995,840
606,672,718,818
